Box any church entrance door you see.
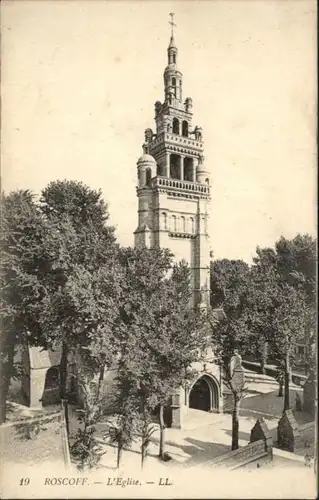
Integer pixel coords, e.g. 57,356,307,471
189,377,211,412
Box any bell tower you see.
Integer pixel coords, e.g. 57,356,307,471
134,14,211,309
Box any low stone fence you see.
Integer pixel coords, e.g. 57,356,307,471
4,404,71,470
209,439,270,470
188,418,273,471
277,409,315,453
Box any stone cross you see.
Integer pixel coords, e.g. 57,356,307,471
169,13,176,36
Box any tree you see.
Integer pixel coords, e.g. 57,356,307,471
113,247,208,467
145,261,208,461
0,190,50,423
210,259,250,450
275,235,316,373
105,365,142,470
113,246,174,468
245,255,278,374
36,181,118,430
250,240,312,409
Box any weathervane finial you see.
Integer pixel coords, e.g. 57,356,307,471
169,13,176,37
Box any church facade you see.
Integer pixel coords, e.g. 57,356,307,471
133,22,223,427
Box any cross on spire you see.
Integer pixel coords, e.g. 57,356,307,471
169,13,176,36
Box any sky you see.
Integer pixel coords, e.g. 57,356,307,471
1,0,317,263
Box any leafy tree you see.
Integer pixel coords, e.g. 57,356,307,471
145,261,208,460
0,190,50,423
37,180,118,430
275,234,316,372
210,259,250,450
113,247,208,466
250,240,312,409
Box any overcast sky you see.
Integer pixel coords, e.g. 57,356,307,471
1,0,316,262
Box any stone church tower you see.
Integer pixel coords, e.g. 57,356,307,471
134,21,211,310
133,18,222,427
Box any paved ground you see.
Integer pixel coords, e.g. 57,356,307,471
2,369,316,499
65,369,314,473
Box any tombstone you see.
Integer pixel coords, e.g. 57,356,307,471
277,409,301,452
250,417,273,452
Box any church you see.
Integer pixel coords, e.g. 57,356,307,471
21,17,229,428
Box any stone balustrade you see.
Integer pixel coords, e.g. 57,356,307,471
152,176,210,195
150,132,203,149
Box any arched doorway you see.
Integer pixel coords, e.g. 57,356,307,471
188,374,219,412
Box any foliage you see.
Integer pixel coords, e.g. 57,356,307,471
70,427,105,471
250,236,316,365
0,190,50,422
248,235,316,408
209,258,251,449
69,375,106,470
36,180,119,407
210,259,251,366
112,247,208,464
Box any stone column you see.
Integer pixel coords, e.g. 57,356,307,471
166,153,170,178
193,161,196,183
180,156,184,180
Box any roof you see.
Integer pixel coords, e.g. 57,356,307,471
137,153,156,164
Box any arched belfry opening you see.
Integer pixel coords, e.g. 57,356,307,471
182,120,188,137
170,154,181,179
184,157,194,181
172,118,180,135
188,374,219,412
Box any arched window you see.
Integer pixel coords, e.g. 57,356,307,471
173,54,176,64
145,168,152,186
205,178,210,185
190,217,195,233
162,213,167,230
172,118,180,135
172,215,177,232
182,120,188,137
181,216,186,233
